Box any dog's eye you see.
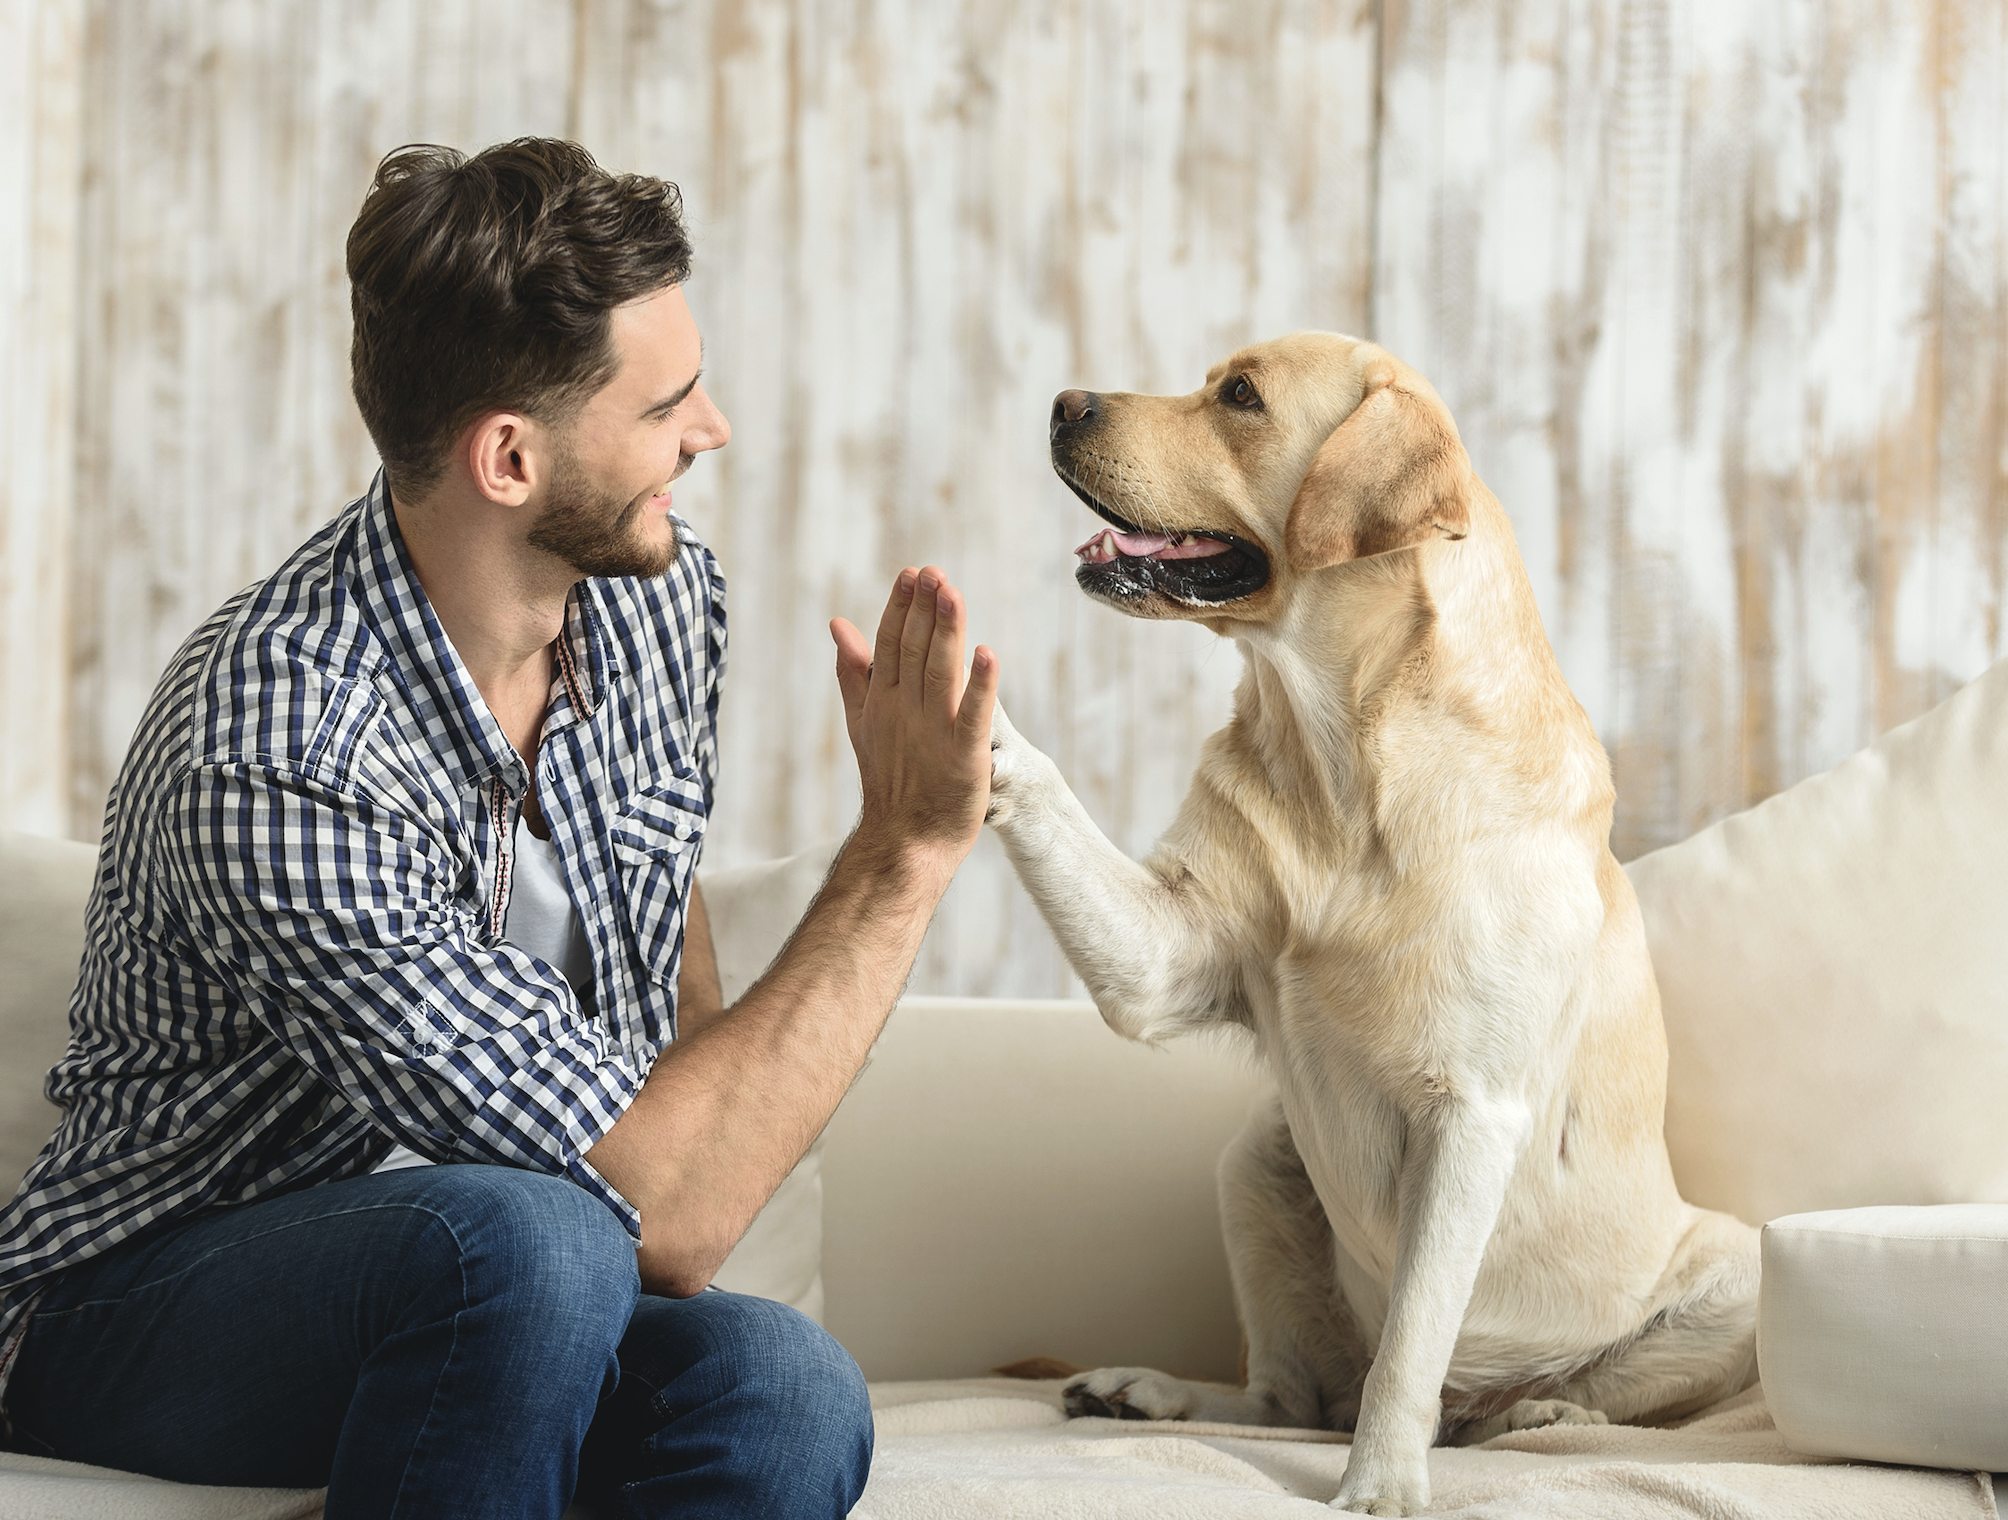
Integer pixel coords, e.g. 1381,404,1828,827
1226,376,1262,409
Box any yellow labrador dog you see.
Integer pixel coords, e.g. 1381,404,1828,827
984,334,1760,1516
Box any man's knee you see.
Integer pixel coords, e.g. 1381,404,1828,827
723,1296,872,1508
720,1294,868,1419
625,1291,872,1508
396,1165,639,1355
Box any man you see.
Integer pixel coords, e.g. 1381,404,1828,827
0,139,998,1518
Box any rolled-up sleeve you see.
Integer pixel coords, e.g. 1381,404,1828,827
168,760,645,1235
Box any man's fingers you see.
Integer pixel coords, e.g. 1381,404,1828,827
897,567,944,701
923,582,969,715
871,569,919,686
831,618,871,725
957,644,1001,742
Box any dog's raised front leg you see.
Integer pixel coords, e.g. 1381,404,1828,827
986,704,1233,1040
1333,1096,1530,1517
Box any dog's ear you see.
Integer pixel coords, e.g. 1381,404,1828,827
1284,360,1472,571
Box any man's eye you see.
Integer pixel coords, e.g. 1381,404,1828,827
1228,377,1260,408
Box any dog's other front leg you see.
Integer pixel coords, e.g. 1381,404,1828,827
987,704,1232,1040
1333,1097,1529,1516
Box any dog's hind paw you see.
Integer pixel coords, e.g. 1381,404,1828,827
1458,1397,1610,1444
1062,1367,1199,1422
1504,1398,1606,1430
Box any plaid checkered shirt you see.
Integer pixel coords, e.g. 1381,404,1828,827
0,472,725,1400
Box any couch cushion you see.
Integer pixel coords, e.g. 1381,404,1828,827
0,832,96,1198
1627,657,2008,1225
0,1452,321,1519
819,998,1263,1383
1759,1204,2008,1470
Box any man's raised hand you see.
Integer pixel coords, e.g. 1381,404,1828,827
830,566,999,878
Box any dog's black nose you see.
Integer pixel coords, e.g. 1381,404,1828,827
1051,389,1099,440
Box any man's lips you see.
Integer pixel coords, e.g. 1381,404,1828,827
1075,528,1233,563
650,455,694,508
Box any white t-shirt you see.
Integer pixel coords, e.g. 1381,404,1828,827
372,819,587,1173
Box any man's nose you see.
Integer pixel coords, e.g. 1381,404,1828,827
690,383,731,451
1050,389,1100,441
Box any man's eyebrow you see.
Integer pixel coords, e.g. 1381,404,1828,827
642,342,705,418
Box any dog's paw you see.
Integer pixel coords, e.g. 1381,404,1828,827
1062,1367,1200,1422
984,702,1049,827
1501,1398,1607,1431
1330,1448,1430,1516
1333,1485,1413,1509
1329,1498,1416,1517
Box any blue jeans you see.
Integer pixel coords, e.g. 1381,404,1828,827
6,1165,871,1518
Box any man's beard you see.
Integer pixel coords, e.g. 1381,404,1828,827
526,446,681,578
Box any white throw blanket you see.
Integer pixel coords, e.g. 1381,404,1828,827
1,1380,1996,1519
859,1380,2001,1520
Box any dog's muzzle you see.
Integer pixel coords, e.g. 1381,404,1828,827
1049,390,1270,607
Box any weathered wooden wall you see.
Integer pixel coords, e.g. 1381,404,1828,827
1379,0,2008,857
0,0,84,839
4,0,2004,992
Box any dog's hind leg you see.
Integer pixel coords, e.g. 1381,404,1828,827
1451,1206,1760,1446
1063,1095,1370,1429
1553,1206,1761,1427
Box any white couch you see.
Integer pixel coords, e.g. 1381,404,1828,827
4,657,2008,1516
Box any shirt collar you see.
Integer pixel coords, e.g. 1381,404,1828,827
551,581,612,728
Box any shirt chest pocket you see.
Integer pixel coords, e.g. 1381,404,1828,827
610,775,707,988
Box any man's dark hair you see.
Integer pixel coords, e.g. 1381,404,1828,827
347,138,692,498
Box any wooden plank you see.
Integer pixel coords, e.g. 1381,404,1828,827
1377,0,2008,861
0,0,84,836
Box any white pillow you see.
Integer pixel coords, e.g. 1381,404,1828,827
1760,1204,2008,1470
1627,658,2008,1225
699,838,843,1320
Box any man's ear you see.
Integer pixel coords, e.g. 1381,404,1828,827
1284,360,1473,571
466,412,536,507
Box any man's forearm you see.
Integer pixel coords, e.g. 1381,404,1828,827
584,833,951,1295
590,561,998,1296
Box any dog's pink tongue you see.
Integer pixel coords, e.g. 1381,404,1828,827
1075,529,1172,557
1074,529,1233,560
